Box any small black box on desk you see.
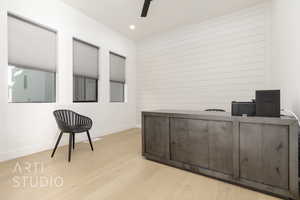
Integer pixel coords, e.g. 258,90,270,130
231,90,280,117
231,101,256,116
256,90,280,117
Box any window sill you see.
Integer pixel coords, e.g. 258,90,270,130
73,101,98,103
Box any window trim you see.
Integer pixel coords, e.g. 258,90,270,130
8,12,57,34
109,51,126,103
7,12,58,104
73,37,100,50
109,51,126,60
72,37,100,103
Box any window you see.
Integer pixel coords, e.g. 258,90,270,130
73,76,97,102
73,39,99,102
110,52,126,102
8,67,55,103
7,14,57,103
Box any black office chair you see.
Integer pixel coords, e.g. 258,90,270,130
51,110,94,162
205,109,226,112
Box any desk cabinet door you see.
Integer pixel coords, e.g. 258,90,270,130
208,121,234,175
144,116,169,159
240,123,289,189
170,118,209,168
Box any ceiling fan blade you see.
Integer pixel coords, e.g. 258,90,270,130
141,0,152,17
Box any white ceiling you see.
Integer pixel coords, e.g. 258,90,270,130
61,0,266,41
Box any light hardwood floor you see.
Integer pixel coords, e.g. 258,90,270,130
0,128,281,200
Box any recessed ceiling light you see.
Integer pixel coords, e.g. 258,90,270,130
129,25,135,30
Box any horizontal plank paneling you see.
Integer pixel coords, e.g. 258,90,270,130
137,3,271,121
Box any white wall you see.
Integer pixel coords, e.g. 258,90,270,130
270,0,300,117
0,0,136,161
136,3,272,124
2,0,300,162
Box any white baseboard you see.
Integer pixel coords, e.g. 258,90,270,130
0,127,136,162
136,124,141,128
0,143,52,162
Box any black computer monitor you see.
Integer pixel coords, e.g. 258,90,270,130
255,90,280,117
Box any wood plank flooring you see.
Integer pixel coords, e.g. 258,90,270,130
0,128,281,200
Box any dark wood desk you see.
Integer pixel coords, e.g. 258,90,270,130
142,110,299,199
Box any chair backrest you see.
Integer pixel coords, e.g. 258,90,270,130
205,109,226,112
53,110,81,130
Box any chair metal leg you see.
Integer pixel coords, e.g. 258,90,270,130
68,133,72,162
72,133,75,150
87,131,94,151
51,132,63,158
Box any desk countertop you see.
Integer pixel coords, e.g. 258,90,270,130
142,109,298,124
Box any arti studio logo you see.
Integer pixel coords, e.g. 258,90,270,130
12,161,64,188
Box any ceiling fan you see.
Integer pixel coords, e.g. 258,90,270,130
141,0,153,17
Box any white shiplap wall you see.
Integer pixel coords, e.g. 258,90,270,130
137,3,271,124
